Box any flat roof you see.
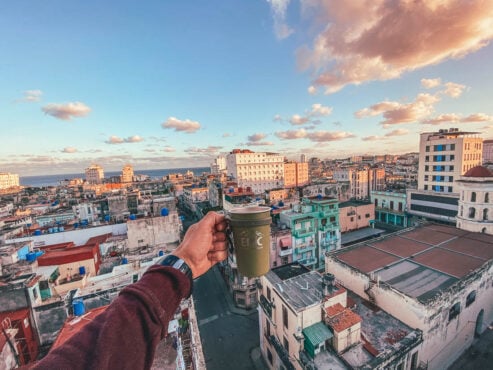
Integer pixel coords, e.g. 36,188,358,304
267,265,324,312
331,223,493,303
341,228,385,245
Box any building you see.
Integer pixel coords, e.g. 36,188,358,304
333,167,370,199
483,139,493,164
126,214,182,251
418,128,482,194
455,166,493,235
325,223,493,370
406,189,458,224
210,155,227,175
121,164,134,183
258,264,422,370
338,200,374,233
283,161,309,188
85,164,105,184
0,172,19,190
371,190,412,229
226,149,285,194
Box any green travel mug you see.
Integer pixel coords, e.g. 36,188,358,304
228,206,272,277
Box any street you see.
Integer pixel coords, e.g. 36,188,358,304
193,265,266,370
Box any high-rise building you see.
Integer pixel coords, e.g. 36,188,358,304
283,161,309,188
483,139,493,164
418,128,482,193
226,149,284,194
300,154,306,163
0,172,19,189
210,155,227,175
85,164,104,184
121,164,134,183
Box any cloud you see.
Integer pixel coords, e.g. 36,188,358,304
362,135,384,141
62,147,78,153
461,113,493,123
247,133,268,142
275,128,355,142
299,1,493,93
308,85,317,95
162,117,201,133
184,146,223,154
105,135,144,144
356,93,439,126
421,78,441,89
42,101,91,120
273,114,283,122
422,113,461,125
442,82,466,98
309,103,333,116
246,141,274,146
384,128,409,137
18,90,43,102
222,133,233,137
163,146,176,152
266,0,294,40
289,114,310,125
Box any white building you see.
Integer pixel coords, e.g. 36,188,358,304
333,167,370,199
325,223,493,370
456,166,493,235
85,164,105,184
418,128,483,194
121,164,134,183
210,155,227,175
0,172,19,189
226,149,284,194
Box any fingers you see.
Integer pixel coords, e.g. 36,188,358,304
202,211,227,232
208,248,228,263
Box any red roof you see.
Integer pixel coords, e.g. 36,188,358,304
464,166,493,178
0,308,30,323
326,307,362,332
51,306,108,349
37,245,99,266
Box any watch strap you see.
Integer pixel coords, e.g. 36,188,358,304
159,255,193,298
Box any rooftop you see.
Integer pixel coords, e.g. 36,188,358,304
463,165,493,178
331,223,493,303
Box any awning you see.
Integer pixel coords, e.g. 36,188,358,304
280,237,292,248
303,321,333,347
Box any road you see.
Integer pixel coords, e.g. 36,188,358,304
193,265,266,370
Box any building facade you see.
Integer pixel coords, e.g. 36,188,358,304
418,128,483,193
85,164,105,184
283,161,309,188
371,190,411,229
226,149,285,194
0,172,19,189
121,164,134,183
338,200,374,233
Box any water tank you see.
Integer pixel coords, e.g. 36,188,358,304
73,223,79,229
79,266,86,275
35,251,44,258
129,214,136,220
26,252,37,262
73,300,85,316
34,230,42,236
59,226,64,232
278,201,284,207
317,194,323,199
229,187,234,193
158,250,165,257
121,257,128,265
104,215,111,222
48,228,53,233
160,208,169,217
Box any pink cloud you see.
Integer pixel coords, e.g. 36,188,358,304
162,117,201,133
422,114,461,125
42,101,91,120
299,1,493,93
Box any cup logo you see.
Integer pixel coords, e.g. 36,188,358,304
238,230,264,250
256,231,263,250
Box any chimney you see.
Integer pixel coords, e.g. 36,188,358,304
322,273,336,296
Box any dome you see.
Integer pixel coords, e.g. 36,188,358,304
464,166,493,178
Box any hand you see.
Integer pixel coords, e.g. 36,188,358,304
172,211,228,278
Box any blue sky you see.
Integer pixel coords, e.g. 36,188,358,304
1,0,493,176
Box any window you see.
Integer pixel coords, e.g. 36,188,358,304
282,305,288,329
471,192,477,202
424,185,428,190
425,156,429,162
483,209,488,221
267,287,271,301
133,274,138,283
365,213,370,218
283,336,289,353
374,199,378,207
267,349,273,365
450,165,454,171
469,207,476,219
466,291,476,307
425,146,430,152
390,201,394,210
449,302,461,321
32,287,38,300
448,186,453,193
486,193,489,203
411,352,419,370
398,202,403,212
425,165,429,171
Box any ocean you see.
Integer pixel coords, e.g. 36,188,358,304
20,167,211,187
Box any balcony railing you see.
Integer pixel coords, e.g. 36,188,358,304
279,248,293,257
294,228,314,237
299,257,317,266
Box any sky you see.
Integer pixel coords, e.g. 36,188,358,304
1,0,493,176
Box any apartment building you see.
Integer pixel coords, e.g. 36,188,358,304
85,164,105,184
283,161,309,188
333,167,370,199
226,149,284,194
210,155,227,175
371,190,412,229
325,223,493,370
121,164,134,183
0,172,19,189
418,128,482,194
338,200,374,233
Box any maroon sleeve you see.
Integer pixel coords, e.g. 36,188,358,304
31,265,191,370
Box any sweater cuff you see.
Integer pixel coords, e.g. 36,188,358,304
141,265,192,303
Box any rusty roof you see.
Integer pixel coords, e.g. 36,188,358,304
325,307,362,332
331,223,493,304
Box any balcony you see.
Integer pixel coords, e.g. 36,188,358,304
294,228,315,237
279,248,293,257
268,335,296,370
259,294,273,318
299,257,317,266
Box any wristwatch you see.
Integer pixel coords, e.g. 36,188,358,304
159,254,193,298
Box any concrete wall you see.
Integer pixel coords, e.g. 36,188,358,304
0,288,29,312
126,215,181,250
325,256,493,370
32,300,68,346
6,223,127,248
339,203,374,233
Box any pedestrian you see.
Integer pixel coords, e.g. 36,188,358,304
27,211,228,370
